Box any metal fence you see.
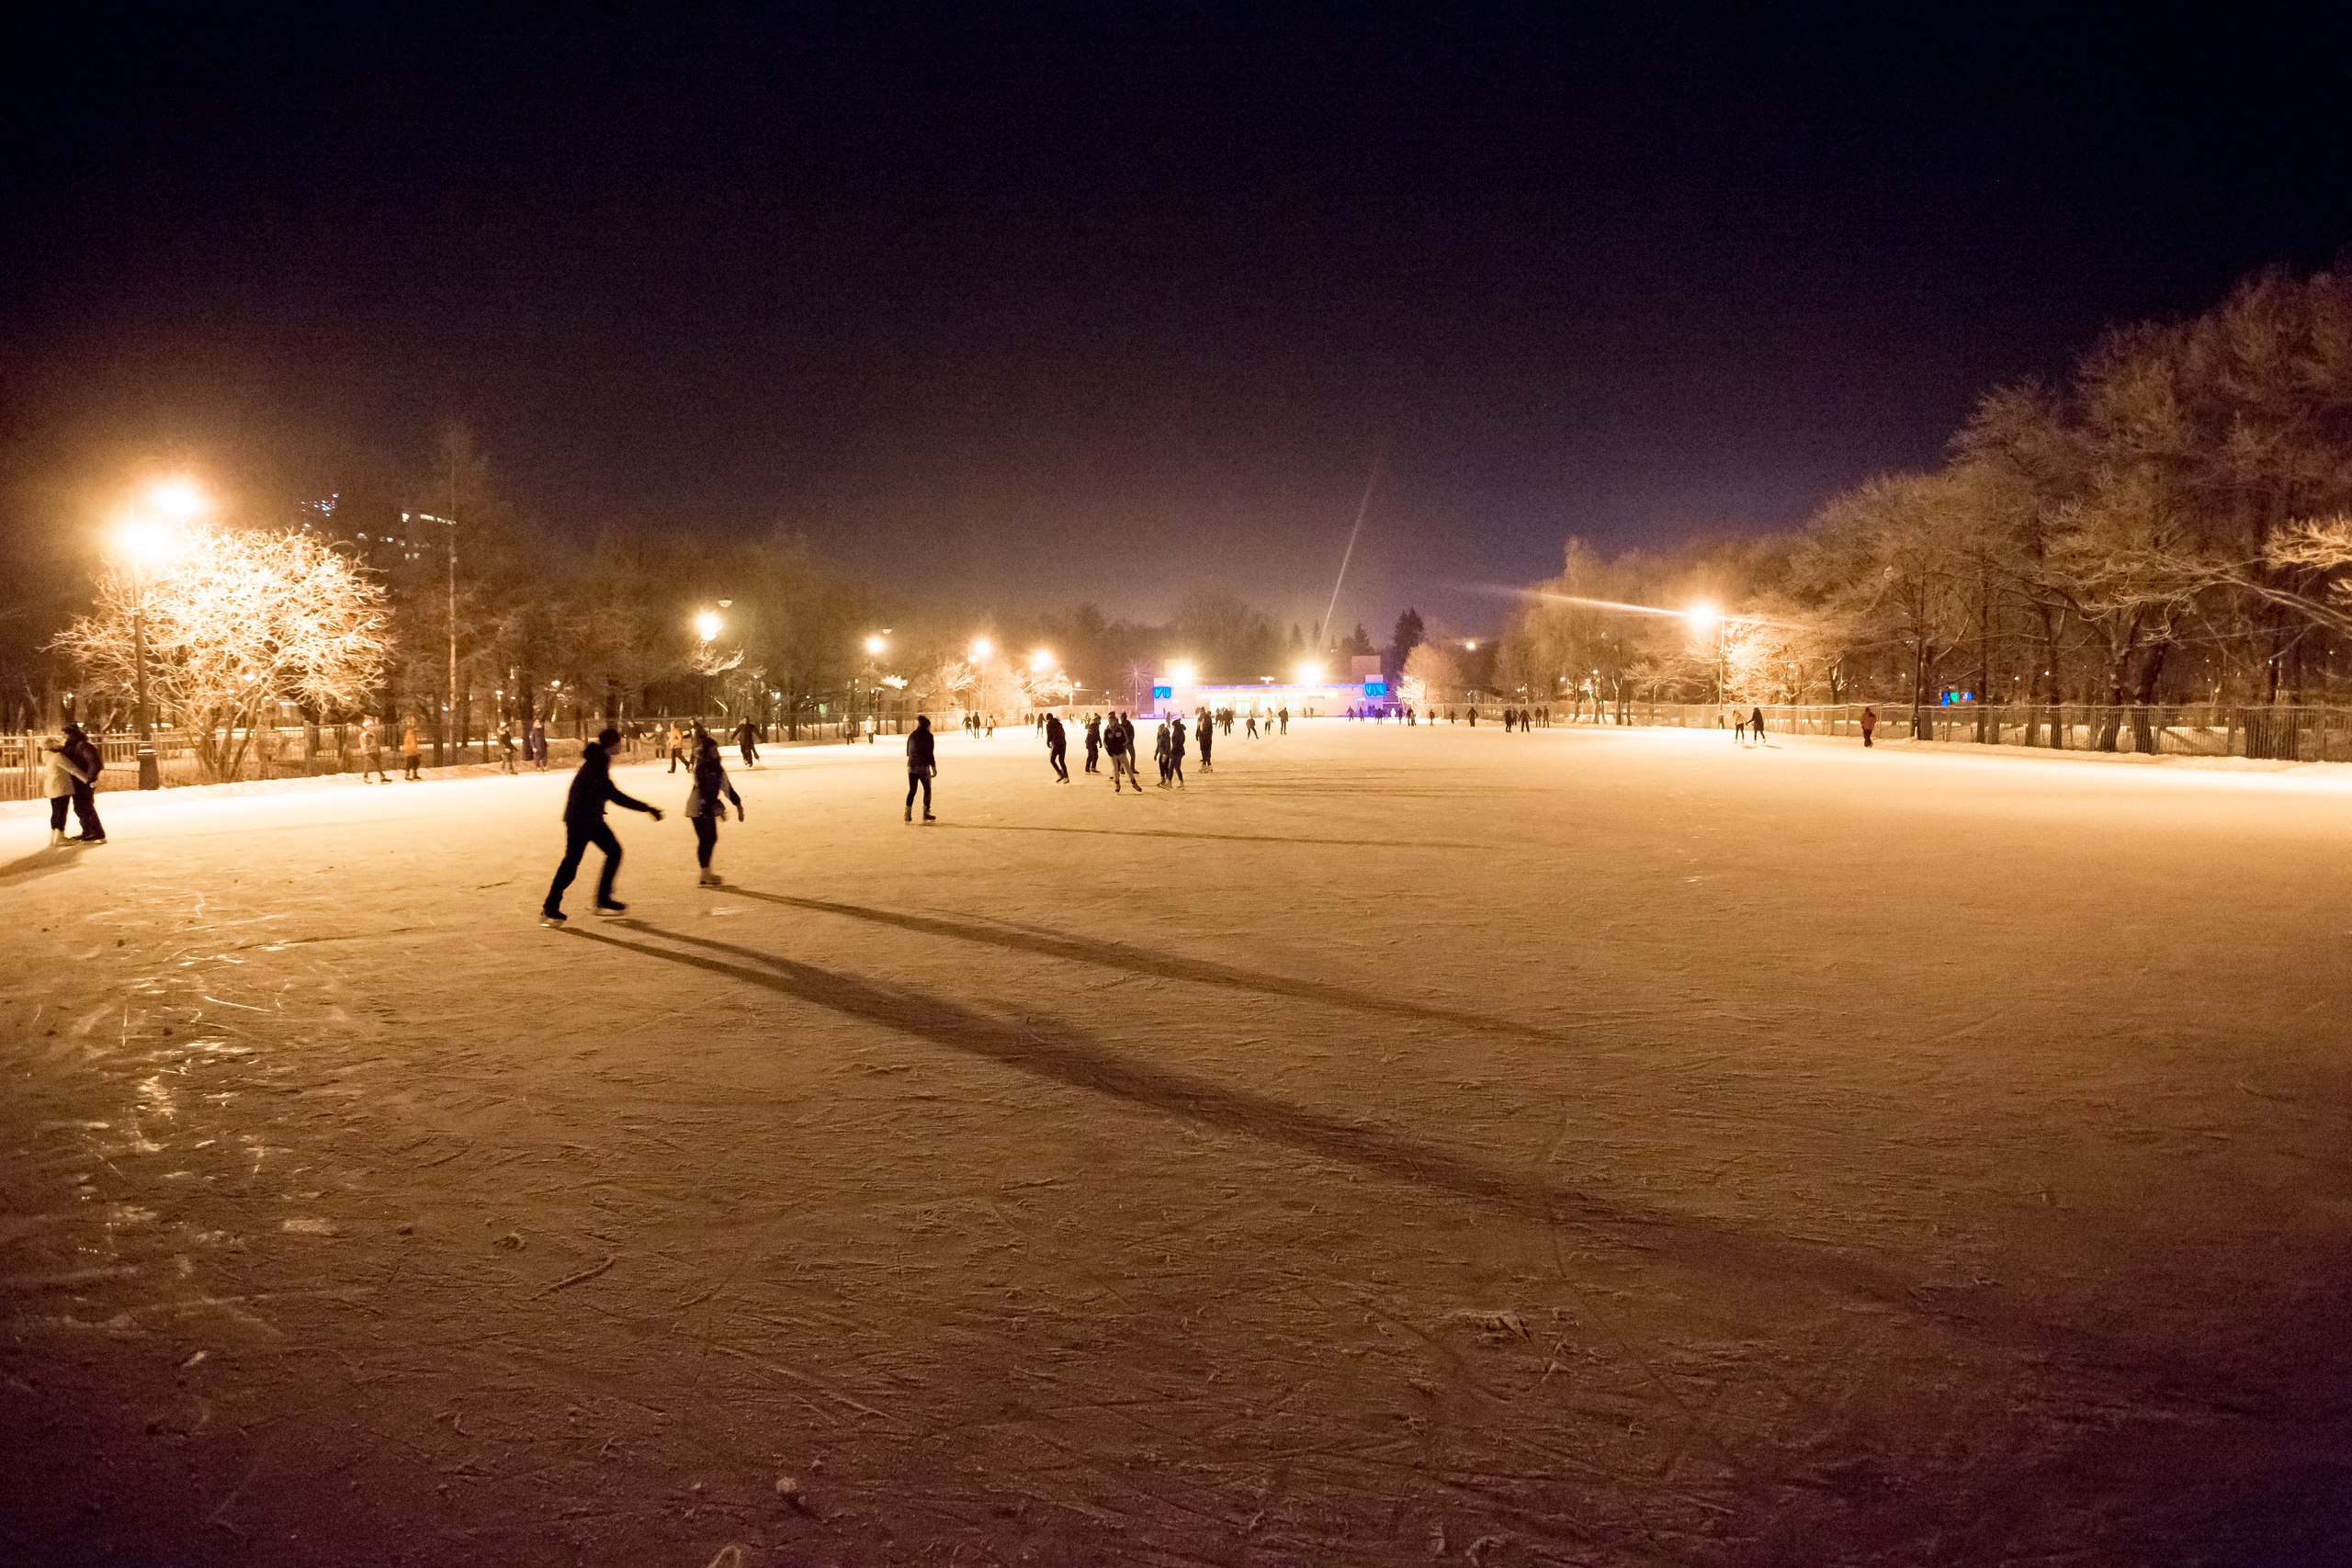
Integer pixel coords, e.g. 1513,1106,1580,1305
0,712,926,802
1436,701,2352,761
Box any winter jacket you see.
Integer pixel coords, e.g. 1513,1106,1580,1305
906,727,936,772
563,742,656,825
40,747,86,798
685,752,741,818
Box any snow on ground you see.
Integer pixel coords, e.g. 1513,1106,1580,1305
3,720,2347,1566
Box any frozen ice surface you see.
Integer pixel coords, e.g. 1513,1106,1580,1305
3,722,2347,1565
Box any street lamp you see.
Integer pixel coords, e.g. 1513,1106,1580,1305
118,479,207,788
1685,603,1725,705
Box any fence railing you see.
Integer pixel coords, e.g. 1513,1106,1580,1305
0,713,920,802
1428,700,2352,761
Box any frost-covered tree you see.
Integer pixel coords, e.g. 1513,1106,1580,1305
55,524,390,781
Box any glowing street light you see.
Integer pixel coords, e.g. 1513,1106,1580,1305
970,636,992,659
117,477,210,789
695,609,724,642
1295,660,1326,684
1029,648,1053,673
865,634,887,656
1169,660,1198,685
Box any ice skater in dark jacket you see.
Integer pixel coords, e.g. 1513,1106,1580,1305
686,733,745,886
906,715,937,821
543,728,662,924
1045,712,1069,783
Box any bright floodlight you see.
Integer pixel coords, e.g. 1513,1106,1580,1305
147,478,209,519
695,610,723,641
1169,660,1197,684
865,634,887,656
1295,660,1325,683
1030,648,1052,672
117,518,187,568
1686,601,1720,624
970,637,992,659
1464,640,1477,651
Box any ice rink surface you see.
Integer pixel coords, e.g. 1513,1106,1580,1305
4,720,2348,1565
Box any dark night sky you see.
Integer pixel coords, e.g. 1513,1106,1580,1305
6,4,2351,630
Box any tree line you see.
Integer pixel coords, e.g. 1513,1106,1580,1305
1487,266,2352,746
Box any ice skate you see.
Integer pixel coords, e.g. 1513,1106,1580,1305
539,908,569,927
50,829,67,848
593,899,628,917
698,869,722,887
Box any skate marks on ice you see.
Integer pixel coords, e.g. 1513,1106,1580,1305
563,918,2073,1337
936,820,1493,851
720,888,1579,1044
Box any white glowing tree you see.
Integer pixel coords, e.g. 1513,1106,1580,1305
56,524,391,781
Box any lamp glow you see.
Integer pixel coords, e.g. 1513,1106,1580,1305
865,634,887,656
1030,648,1052,672
1295,660,1326,683
970,637,992,659
695,610,723,641
1169,660,1197,684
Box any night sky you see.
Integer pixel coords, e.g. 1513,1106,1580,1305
6,6,2351,629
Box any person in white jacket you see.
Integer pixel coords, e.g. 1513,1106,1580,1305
40,736,90,848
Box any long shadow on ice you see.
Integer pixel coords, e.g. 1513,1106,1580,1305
567,919,1923,1309
721,887,1570,1043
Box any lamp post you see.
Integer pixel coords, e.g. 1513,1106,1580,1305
695,609,724,721
1686,603,1726,706
970,637,992,727
405,511,460,762
119,479,207,789
865,633,888,740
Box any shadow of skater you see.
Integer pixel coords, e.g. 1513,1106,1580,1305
0,841,89,887
564,919,1927,1309
723,888,1572,1043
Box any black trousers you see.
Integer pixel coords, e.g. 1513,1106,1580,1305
546,820,621,913
50,796,71,831
692,813,718,868
70,782,103,839
906,769,932,815
1084,745,1099,773
1049,745,1069,781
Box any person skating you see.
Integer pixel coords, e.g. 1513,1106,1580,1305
499,723,519,774
542,727,663,925
1750,706,1766,746
61,724,106,841
1155,718,1174,786
1196,712,1214,772
1169,715,1187,786
1861,705,1878,748
1105,712,1136,792
906,714,938,821
1278,706,1289,734
666,722,686,773
1083,714,1102,773
359,716,389,783
735,718,761,768
526,716,548,770
1245,713,1258,739
686,733,745,886
401,718,423,780
40,735,90,848
1046,712,1069,782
